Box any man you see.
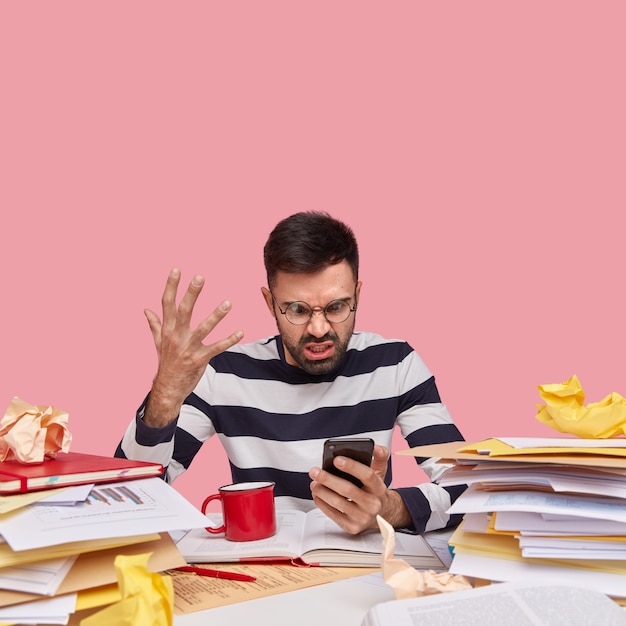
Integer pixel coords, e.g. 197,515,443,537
116,211,465,534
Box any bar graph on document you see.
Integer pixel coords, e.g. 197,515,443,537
0,477,211,551
32,482,159,523
87,484,145,506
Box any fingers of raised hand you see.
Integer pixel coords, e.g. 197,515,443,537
197,329,244,364
161,268,183,322
171,273,206,329
144,308,163,348
193,300,234,343
154,270,243,363
169,300,241,365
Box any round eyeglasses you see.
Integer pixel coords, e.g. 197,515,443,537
270,290,357,326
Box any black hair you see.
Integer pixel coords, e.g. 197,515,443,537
263,211,359,288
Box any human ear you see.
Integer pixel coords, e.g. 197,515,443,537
260,287,276,318
355,280,362,306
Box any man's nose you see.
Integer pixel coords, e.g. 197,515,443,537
306,309,331,337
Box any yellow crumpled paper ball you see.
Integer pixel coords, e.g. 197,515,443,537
535,374,626,438
0,396,72,463
80,552,174,626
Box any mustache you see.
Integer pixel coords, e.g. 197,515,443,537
299,332,338,345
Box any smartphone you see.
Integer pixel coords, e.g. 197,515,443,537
322,437,375,488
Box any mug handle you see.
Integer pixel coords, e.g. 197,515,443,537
202,493,226,534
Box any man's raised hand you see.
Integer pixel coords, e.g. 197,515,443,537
143,268,243,427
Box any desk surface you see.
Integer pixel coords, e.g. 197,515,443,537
172,528,454,626
174,573,395,626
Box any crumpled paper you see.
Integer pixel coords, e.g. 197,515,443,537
376,515,472,600
535,375,626,438
80,552,174,626
0,396,72,463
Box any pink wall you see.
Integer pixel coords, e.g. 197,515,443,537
2,3,625,509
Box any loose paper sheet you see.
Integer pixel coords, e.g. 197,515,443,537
0,592,77,625
167,563,379,614
0,554,78,595
447,483,626,523
0,477,210,551
0,487,76,515
449,552,626,599
0,533,184,609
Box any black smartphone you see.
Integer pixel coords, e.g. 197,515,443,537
322,437,375,488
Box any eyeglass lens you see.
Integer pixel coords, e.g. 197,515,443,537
285,300,351,324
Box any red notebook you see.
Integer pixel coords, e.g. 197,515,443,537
0,452,164,494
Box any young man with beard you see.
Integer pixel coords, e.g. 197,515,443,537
116,211,465,534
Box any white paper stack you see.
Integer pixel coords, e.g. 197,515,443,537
0,476,210,623
401,438,626,602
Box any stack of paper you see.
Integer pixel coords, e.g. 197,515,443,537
0,477,212,623
400,438,626,602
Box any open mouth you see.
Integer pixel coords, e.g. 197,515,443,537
305,342,335,360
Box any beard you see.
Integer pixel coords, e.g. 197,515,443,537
281,329,351,375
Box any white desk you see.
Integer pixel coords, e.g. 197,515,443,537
174,573,395,626
173,529,453,626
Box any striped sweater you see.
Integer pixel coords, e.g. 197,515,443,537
116,331,465,533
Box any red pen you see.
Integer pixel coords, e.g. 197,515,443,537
175,565,257,582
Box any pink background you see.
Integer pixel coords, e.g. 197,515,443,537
2,3,625,509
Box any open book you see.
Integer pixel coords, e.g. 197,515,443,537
176,507,444,569
361,580,626,626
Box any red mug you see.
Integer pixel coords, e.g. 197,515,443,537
202,481,276,542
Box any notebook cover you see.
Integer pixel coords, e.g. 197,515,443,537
0,452,164,493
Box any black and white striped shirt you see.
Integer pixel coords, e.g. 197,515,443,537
116,331,465,533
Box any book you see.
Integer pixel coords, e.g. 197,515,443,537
176,506,445,569
0,452,164,494
360,580,626,626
